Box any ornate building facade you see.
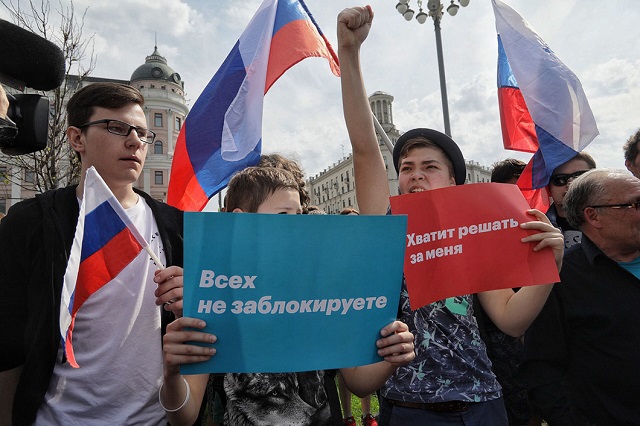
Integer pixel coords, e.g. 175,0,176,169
307,91,491,214
0,45,187,213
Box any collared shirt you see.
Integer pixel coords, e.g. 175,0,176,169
521,236,640,425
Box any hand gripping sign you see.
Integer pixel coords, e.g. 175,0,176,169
390,183,559,310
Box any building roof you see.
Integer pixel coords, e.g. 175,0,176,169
130,46,183,88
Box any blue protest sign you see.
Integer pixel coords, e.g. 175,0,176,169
181,213,407,374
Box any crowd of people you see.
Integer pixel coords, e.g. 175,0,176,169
1,4,640,426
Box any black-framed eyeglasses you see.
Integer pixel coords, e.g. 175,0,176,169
550,170,589,187
589,201,640,211
78,119,156,144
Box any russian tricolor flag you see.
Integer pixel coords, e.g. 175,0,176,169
60,167,152,368
493,0,598,209
168,0,340,211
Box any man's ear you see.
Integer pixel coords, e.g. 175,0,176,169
625,159,638,176
67,126,84,154
449,175,456,186
583,207,603,229
232,207,244,213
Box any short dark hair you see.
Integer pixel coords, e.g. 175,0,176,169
66,82,145,128
257,154,310,208
623,129,640,163
491,158,526,183
225,167,300,213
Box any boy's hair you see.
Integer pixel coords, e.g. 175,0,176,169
392,128,466,185
66,82,145,128
257,154,310,208
225,167,300,213
623,128,640,163
305,205,326,215
340,207,359,215
398,137,454,178
491,158,526,183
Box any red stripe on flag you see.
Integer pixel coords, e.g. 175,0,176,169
266,19,340,92
517,162,550,211
167,128,209,211
73,228,143,314
498,87,538,153
65,317,79,368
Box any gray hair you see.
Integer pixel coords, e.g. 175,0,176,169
564,169,634,229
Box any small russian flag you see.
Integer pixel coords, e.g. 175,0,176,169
60,167,157,368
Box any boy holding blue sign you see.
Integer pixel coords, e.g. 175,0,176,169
159,167,416,425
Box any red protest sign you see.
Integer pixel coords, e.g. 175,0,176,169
389,183,559,310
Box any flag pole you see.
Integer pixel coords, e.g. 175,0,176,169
372,112,394,153
145,246,165,269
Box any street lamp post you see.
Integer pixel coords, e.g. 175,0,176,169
395,0,470,138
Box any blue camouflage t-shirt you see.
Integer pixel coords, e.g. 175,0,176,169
381,282,502,403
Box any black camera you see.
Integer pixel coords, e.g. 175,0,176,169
0,93,50,155
0,18,65,155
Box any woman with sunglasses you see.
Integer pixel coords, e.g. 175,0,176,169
546,152,596,250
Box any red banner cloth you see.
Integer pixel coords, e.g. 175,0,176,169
389,183,559,310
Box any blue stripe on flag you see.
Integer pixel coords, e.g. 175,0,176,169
531,125,579,188
273,0,306,35
497,36,518,89
80,201,126,261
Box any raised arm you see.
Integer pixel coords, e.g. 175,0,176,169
338,6,390,215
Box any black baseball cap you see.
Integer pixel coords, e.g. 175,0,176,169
392,128,466,185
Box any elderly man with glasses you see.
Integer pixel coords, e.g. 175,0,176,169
521,169,640,425
0,82,184,425
546,152,597,250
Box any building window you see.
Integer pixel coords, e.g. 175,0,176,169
155,171,163,185
175,117,181,131
0,198,5,214
154,113,163,127
154,140,163,155
25,170,34,183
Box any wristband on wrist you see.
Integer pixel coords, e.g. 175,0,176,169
158,376,190,413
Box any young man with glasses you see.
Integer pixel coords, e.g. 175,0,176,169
0,82,184,425
521,169,640,424
546,152,596,250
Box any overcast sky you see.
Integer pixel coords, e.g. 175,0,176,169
4,0,639,178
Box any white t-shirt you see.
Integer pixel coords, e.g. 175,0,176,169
36,197,167,425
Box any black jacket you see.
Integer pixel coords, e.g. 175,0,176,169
521,236,640,425
0,186,183,425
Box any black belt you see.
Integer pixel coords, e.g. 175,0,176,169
387,398,470,413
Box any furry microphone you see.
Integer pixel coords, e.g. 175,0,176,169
0,18,65,91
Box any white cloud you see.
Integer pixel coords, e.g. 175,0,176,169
3,0,639,175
